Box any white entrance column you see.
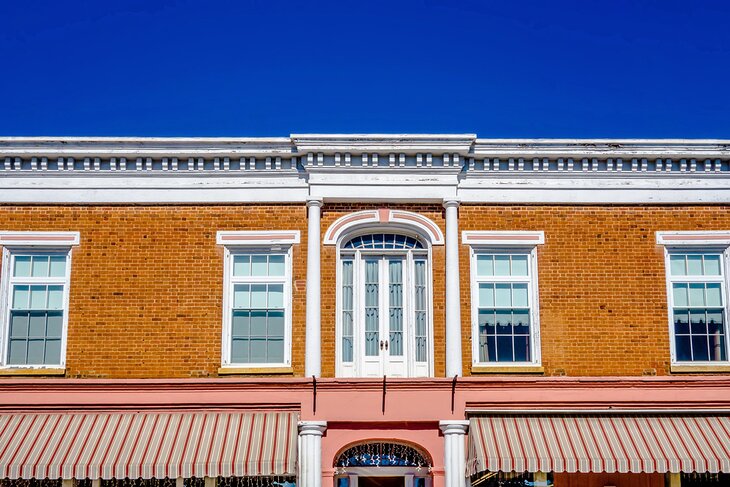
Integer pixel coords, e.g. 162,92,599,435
305,198,323,377
440,420,469,487
443,200,462,377
299,421,327,487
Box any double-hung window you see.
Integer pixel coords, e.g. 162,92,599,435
658,232,730,366
464,231,544,368
0,232,78,369
218,231,299,370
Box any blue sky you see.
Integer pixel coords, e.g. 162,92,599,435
1,0,728,137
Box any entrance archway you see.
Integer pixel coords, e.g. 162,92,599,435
333,442,433,487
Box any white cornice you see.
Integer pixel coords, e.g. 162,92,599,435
473,139,730,159
291,133,476,154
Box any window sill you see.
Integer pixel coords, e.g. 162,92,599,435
670,364,730,373
218,366,294,376
471,365,544,374
0,367,66,376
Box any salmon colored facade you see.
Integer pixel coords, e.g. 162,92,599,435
0,135,729,487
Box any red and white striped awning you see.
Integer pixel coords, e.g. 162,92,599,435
0,411,298,480
468,414,730,475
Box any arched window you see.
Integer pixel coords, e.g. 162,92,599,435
335,442,432,468
326,210,442,378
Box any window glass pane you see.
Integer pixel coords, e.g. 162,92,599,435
233,284,250,308
268,310,285,337
511,255,528,276
692,335,709,361
674,309,689,335
495,284,511,307
27,339,45,364
514,335,530,362
476,255,493,276
251,255,268,276
672,284,688,307
45,339,61,364
49,256,66,277
689,283,705,306
670,254,686,276
31,256,49,277
29,311,46,337
704,254,722,276
13,256,31,277
496,310,512,332
30,285,47,309
494,255,511,276
250,284,267,308
269,255,285,276
690,311,707,335
480,310,496,334
267,338,284,363
675,335,692,361
512,284,529,307
12,285,30,309
7,339,27,365
250,337,266,362
231,338,249,363
496,336,513,361
9,312,29,338
706,283,723,307
46,311,63,338
513,309,530,334
250,310,267,336
478,284,494,307
687,255,703,275
232,311,250,336
47,286,64,310
232,255,251,276
268,284,284,308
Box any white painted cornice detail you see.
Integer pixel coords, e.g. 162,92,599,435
0,231,80,247
291,133,476,154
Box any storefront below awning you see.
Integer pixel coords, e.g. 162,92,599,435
467,414,730,475
0,411,298,480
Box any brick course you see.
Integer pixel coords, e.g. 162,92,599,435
0,204,729,378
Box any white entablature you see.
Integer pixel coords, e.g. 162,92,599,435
0,134,730,204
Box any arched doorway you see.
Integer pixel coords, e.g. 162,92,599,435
334,442,433,487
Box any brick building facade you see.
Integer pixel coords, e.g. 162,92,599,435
0,135,728,487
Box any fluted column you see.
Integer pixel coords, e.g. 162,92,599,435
440,420,469,487
299,421,327,487
443,199,462,377
305,198,323,377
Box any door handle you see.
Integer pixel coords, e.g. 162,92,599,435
385,340,389,351
380,340,384,350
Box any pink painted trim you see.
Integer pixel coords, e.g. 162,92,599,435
324,211,378,242
391,211,443,243
378,208,390,223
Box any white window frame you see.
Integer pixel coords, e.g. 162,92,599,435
464,231,544,368
0,231,79,370
657,232,730,367
218,231,299,369
335,228,435,378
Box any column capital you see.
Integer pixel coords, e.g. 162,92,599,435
442,199,460,209
439,420,469,435
307,198,324,208
299,420,327,436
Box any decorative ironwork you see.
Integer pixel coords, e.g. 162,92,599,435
217,477,295,487
681,473,730,486
0,480,62,487
469,472,552,487
335,443,431,468
100,479,177,487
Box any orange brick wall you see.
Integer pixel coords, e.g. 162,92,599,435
459,205,730,377
1,204,730,379
0,205,308,378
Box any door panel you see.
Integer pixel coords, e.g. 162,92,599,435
385,258,407,376
362,258,382,376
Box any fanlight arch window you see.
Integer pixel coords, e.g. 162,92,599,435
343,234,424,250
335,442,432,468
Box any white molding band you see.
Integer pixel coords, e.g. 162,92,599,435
656,231,730,247
323,209,444,245
462,231,545,247
0,231,80,247
216,231,300,246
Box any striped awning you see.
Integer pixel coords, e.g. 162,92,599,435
0,411,298,480
468,414,730,475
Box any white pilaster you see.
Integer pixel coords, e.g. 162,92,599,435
440,420,469,487
444,200,462,377
299,421,327,487
305,199,323,377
